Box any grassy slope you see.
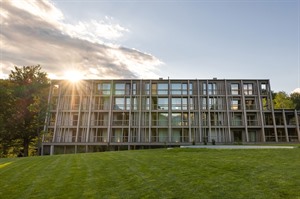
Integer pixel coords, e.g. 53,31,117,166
0,148,300,199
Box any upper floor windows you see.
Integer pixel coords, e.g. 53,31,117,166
208,83,217,95
261,83,267,95
231,83,239,95
114,83,131,95
231,99,241,110
115,83,125,95
189,83,193,95
171,83,188,95
152,83,168,95
158,98,169,110
97,83,111,95
243,83,253,95
245,99,256,110
144,83,150,95
132,83,137,95
113,97,131,110
171,98,188,110
158,83,168,95
203,82,217,95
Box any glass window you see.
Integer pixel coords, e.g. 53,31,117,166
202,98,207,110
125,83,131,95
158,98,168,110
231,83,239,95
158,83,168,89
151,83,157,95
142,97,149,110
132,83,137,95
132,97,138,110
232,114,242,126
182,83,187,95
72,114,78,126
171,98,188,110
202,113,208,125
125,97,131,110
202,83,207,95
182,98,188,110
98,83,111,95
261,83,267,94
172,83,181,89
114,98,124,110
170,83,188,95
245,99,255,110
243,83,253,95
144,83,150,95
115,83,125,90
158,113,169,126
189,98,194,110
208,83,216,95
247,114,257,126
189,83,193,95
209,98,217,110
102,83,111,90
171,113,182,126
171,83,181,95
115,83,125,95
231,99,240,110
158,83,168,95
172,98,181,110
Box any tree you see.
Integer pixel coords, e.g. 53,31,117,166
273,91,294,109
291,92,300,110
9,65,50,157
0,80,16,157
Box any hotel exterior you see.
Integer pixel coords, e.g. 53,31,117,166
42,79,300,155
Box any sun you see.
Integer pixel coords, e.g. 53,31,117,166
64,70,83,82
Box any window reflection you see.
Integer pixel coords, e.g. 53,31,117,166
158,83,168,95
243,83,253,95
97,83,111,95
231,83,239,95
171,98,188,110
158,98,168,110
208,83,216,95
171,83,188,95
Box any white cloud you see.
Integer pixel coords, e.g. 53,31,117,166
10,0,63,24
292,88,300,94
62,19,129,43
0,0,162,79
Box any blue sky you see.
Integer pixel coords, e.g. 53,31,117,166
1,0,299,93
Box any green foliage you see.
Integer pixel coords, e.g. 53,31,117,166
0,148,300,198
291,92,300,110
0,65,49,157
273,91,294,109
0,80,16,157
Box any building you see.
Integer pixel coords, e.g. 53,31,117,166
42,79,300,155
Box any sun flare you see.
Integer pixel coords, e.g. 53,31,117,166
64,70,83,82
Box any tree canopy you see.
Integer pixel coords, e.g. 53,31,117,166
273,91,295,109
0,65,49,157
291,92,300,110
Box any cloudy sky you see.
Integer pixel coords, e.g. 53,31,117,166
0,0,299,92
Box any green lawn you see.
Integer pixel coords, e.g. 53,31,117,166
0,147,300,199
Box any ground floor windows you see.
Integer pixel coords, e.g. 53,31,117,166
233,131,242,142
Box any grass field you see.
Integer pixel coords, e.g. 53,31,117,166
0,147,300,199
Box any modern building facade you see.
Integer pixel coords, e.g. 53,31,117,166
42,79,300,155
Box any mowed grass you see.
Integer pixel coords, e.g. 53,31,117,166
1,147,300,199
